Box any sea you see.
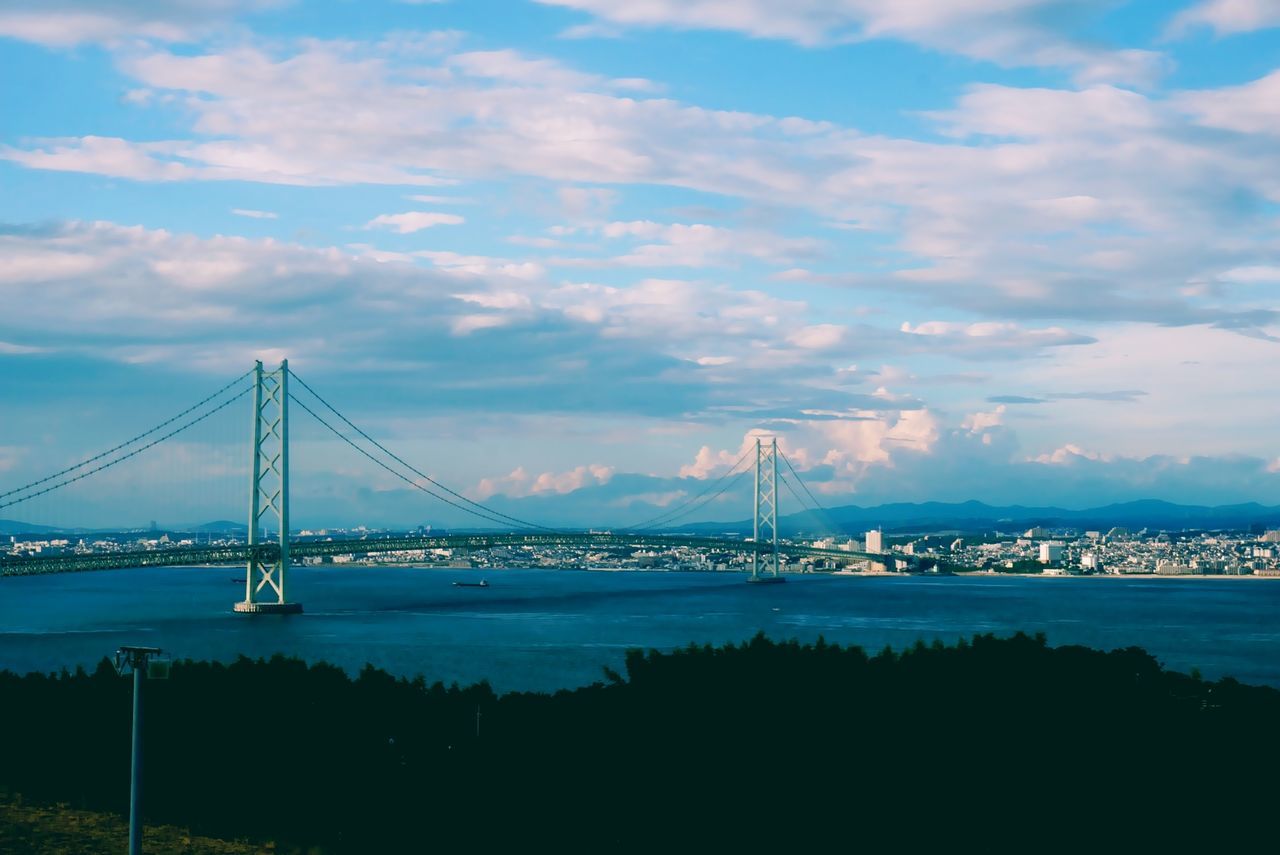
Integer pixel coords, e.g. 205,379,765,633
2,567,1279,692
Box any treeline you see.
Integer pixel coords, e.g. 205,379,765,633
3,633,1279,850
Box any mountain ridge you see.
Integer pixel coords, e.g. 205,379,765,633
668,498,1280,535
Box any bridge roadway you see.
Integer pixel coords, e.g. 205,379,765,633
0,532,881,576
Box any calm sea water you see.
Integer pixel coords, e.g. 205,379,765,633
2,567,1279,691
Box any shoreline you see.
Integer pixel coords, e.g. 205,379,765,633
16,563,1278,581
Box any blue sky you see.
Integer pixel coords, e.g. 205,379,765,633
2,0,1280,528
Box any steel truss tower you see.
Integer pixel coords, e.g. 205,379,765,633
235,359,302,614
750,437,781,581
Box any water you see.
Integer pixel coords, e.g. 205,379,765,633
2,567,1279,691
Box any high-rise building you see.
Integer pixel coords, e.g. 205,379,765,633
865,529,883,554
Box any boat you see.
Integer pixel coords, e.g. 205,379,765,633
453,580,489,588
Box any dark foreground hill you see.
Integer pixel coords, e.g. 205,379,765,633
2,633,1278,851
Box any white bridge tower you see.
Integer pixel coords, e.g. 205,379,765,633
235,359,302,614
749,436,783,583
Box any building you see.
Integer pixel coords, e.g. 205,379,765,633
1039,542,1064,564
865,529,883,554
1080,552,1100,571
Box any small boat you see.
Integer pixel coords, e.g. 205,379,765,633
231,577,245,584
453,580,489,588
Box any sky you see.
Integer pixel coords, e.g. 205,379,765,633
2,0,1280,529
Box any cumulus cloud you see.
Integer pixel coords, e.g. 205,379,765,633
4,37,1279,339
0,220,1035,424
473,464,614,500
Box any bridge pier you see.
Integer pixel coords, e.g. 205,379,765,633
236,359,302,615
234,601,303,615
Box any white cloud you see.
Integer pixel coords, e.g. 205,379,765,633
407,194,471,205
0,0,279,47
558,187,617,221
0,220,982,422
679,444,744,479
4,36,1279,345
963,405,1006,435
537,0,1168,85
448,49,656,92
1217,266,1280,283
1168,0,1280,36
576,220,823,269
450,314,511,336
788,324,845,350
899,322,1095,357
421,251,545,280
473,464,614,499
1034,443,1112,465
231,208,277,219
0,341,46,355
1175,68,1280,135
365,211,465,233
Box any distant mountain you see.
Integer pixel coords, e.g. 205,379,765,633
0,519,249,536
670,499,1280,535
0,519,61,536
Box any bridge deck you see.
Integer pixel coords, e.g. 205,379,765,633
1,533,878,576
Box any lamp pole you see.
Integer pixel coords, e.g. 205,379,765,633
116,645,164,855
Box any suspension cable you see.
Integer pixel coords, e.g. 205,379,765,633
288,393,549,531
778,473,823,532
0,386,253,512
621,446,754,532
779,450,845,535
0,369,255,502
287,370,556,532
629,463,753,532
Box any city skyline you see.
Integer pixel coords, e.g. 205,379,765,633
3,1,1280,527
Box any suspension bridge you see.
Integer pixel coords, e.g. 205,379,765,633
0,360,881,612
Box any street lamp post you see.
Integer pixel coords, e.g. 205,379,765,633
114,645,167,855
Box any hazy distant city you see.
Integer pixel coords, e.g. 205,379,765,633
11,522,1280,577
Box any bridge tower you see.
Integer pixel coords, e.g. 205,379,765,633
235,359,302,614
749,436,782,583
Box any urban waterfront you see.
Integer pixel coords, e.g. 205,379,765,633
3,566,1280,690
